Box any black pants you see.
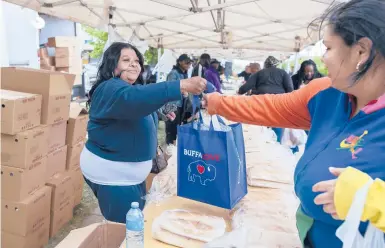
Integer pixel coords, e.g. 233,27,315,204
165,119,178,144
165,107,182,145
165,107,194,144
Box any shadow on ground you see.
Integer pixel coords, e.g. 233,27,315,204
45,122,167,248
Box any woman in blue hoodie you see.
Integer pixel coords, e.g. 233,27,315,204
81,42,206,223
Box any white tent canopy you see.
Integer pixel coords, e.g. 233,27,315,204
6,0,340,60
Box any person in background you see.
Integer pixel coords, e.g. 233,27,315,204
203,0,385,246
238,57,293,96
218,64,225,85
205,59,222,93
192,53,211,78
164,54,192,146
292,60,324,90
81,42,206,223
238,65,251,82
238,56,293,142
249,62,261,74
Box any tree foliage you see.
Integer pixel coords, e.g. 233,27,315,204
280,56,328,75
82,25,162,64
82,25,108,59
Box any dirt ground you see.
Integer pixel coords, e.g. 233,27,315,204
45,122,167,248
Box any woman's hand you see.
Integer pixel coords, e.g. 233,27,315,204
201,94,208,109
313,167,346,219
166,112,176,121
181,77,207,95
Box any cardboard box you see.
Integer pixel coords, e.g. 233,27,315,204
66,103,88,146
55,222,125,248
74,188,83,207
70,167,84,193
49,197,73,238
55,47,76,58
146,173,156,192
1,67,75,124
38,47,49,58
70,167,84,207
56,67,82,74
2,156,47,201
0,89,42,135
46,145,67,180
40,64,56,71
48,120,67,153
2,186,52,236
1,216,50,248
1,125,49,169
48,36,79,47
46,173,73,211
66,141,84,170
55,57,74,68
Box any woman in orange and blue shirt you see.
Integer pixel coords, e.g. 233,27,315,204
204,0,385,247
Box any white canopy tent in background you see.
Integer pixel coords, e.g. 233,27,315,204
5,0,344,61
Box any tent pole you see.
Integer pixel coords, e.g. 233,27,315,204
156,47,161,83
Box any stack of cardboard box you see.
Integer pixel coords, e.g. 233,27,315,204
38,47,55,71
47,36,83,86
1,67,76,248
66,102,88,207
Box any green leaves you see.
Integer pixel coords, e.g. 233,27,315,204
82,25,162,65
82,25,108,59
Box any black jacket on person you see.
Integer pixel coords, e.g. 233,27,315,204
192,64,207,78
238,71,251,81
238,67,294,95
291,73,323,90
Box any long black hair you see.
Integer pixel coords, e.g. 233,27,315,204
313,0,385,85
297,60,323,80
88,42,145,104
199,53,211,68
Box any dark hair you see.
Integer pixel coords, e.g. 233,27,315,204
264,56,280,68
200,53,211,68
315,0,385,84
88,42,144,103
297,60,322,80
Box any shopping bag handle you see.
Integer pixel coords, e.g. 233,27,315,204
209,115,226,131
336,179,374,248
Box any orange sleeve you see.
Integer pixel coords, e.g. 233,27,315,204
207,77,331,130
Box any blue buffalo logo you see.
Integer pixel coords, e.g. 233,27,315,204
187,160,216,186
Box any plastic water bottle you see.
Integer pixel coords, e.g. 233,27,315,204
126,202,144,248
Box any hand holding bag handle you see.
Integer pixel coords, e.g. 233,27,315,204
336,178,385,248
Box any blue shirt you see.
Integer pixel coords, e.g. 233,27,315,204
86,78,181,162
295,85,385,247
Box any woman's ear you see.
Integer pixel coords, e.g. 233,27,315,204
356,37,373,66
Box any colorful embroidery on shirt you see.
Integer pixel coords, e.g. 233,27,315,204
338,130,368,159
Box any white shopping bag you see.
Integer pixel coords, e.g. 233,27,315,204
281,129,307,148
336,179,385,248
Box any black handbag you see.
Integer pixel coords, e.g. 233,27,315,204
151,146,168,174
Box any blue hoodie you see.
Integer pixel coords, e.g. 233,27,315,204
206,77,385,248
86,78,181,162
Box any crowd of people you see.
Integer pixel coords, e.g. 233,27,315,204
80,0,385,247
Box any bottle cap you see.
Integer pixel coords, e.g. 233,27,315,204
131,202,139,208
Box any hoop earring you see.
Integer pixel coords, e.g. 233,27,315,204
356,62,361,71
112,71,115,77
